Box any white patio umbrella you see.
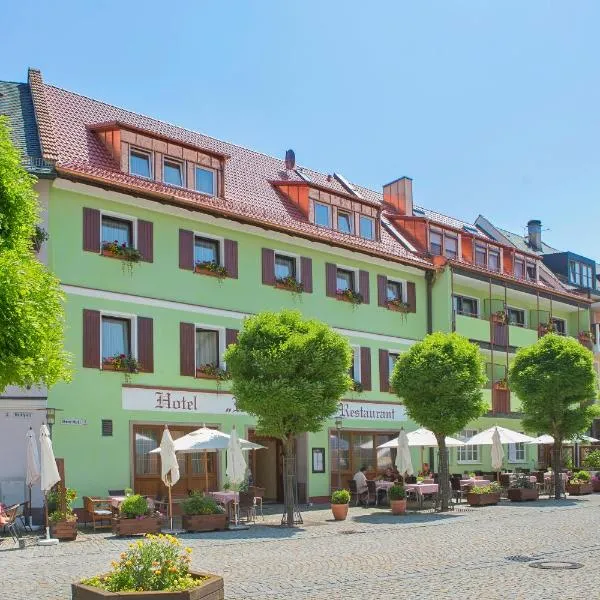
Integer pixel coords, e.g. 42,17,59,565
25,428,41,528
159,426,180,532
226,426,247,527
395,430,414,477
39,423,60,544
527,434,600,445
465,426,535,445
491,428,504,477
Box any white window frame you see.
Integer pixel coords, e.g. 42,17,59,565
163,156,185,188
453,294,480,318
193,231,225,267
100,311,138,368
387,350,400,381
273,249,301,282
444,233,459,260
508,441,526,463
129,147,153,180
335,264,360,293
488,247,501,272
194,165,217,197
457,429,480,464
336,209,354,235
350,345,361,383
359,215,375,240
100,210,138,249
314,201,331,228
386,278,408,303
429,228,443,255
194,323,226,370
506,305,527,328
514,257,525,280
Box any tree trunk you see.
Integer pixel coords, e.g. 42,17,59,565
282,434,297,527
553,440,563,500
435,434,450,511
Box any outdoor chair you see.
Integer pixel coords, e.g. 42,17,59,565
450,477,468,503
348,480,360,506
366,480,377,506
2,504,21,543
238,491,256,523
83,496,113,530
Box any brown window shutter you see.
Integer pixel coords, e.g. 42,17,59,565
180,322,195,376
406,281,417,313
137,317,154,373
300,257,313,293
82,208,100,252
359,270,370,304
137,220,154,263
82,309,101,368
379,349,390,392
377,275,388,307
226,328,239,347
179,229,194,270
262,248,275,285
325,263,337,297
360,347,371,391
224,239,238,279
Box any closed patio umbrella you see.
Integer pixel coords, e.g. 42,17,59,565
25,428,40,528
395,430,414,477
39,423,60,544
226,426,247,527
159,426,180,532
491,428,504,478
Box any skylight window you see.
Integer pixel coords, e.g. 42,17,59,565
412,208,425,216
463,225,479,234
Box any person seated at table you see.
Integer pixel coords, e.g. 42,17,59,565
382,467,396,482
419,463,431,477
353,465,369,506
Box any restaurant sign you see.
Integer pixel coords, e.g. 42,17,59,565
336,401,406,422
122,387,242,415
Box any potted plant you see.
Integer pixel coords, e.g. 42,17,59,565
74,533,224,599
507,473,539,502
492,310,508,325
330,489,351,521
467,482,502,507
112,494,162,536
389,484,407,515
194,260,228,281
103,353,141,383
48,487,78,540
386,297,410,318
335,288,363,306
494,378,508,391
101,240,142,274
181,493,227,532
196,363,230,381
567,470,594,495
275,276,304,295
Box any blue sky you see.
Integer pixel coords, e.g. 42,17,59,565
4,1,599,259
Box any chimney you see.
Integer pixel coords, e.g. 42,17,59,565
383,177,413,216
284,149,295,170
527,219,542,251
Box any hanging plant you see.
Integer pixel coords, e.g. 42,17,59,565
493,310,508,325
101,240,142,274
494,378,508,391
194,260,228,281
336,288,363,306
578,330,595,343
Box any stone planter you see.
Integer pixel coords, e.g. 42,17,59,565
331,503,349,521
467,492,501,507
567,482,594,495
71,570,224,600
507,488,539,502
50,519,78,541
390,499,407,515
112,515,162,536
182,513,227,532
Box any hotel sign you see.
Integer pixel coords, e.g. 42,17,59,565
336,401,406,422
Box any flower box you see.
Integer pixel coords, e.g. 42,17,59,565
71,571,224,600
466,492,501,506
507,488,539,502
567,482,594,496
195,370,219,380
50,519,78,540
182,514,227,532
194,265,224,278
101,249,120,259
386,301,410,313
112,515,162,536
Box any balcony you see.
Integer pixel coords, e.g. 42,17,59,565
454,313,490,343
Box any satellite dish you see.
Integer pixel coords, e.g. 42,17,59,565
284,149,295,170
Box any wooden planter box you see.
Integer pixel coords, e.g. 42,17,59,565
182,514,227,532
567,482,594,495
467,492,501,506
194,265,225,279
51,519,78,540
112,516,162,536
335,293,361,305
195,370,219,380
101,249,121,260
72,570,224,600
386,302,409,314
507,488,539,502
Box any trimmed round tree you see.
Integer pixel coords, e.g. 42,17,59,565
509,334,598,499
224,310,352,526
390,332,486,511
0,117,71,391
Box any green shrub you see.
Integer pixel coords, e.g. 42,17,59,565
181,492,224,516
331,489,351,504
583,450,600,469
469,482,501,495
120,494,148,519
389,484,406,500
48,487,77,523
574,470,591,482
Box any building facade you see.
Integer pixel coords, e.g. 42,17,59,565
0,68,594,507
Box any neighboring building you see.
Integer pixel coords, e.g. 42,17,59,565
0,68,594,508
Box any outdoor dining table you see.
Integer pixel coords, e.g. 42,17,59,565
109,496,126,509
404,483,439,509
207,491,239,519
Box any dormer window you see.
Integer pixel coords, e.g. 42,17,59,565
195,167,216,196
430,229,458,259
514,258,524,279
526,261,536,281
430,231,442,255
488,248,500,272
475,244,487,267
130,149,151,179
315,202,331,228
359,216,375,240
164,158,184,187
337,211,353,234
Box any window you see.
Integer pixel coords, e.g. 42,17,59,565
388,352,399,380
337,211,353,234
336,268,355,292
163,159,183,187
507,307,525,327
275,253,297,280
359,216,375,240
130,149,151,178
526,261,536,281
488,249,500,272
551,318,566,335
569,260,580,285
194,236,220,265
195,167,216,196
457,430,479,463
102,215,132,247
508,441,526,462
453,295,479,318
475,244,487,267
514,258,524,279
582,264,593,288
445,235,458,259
196,328,219,368
349,346,360,382
102,316,131,362
386,280,402,302
315,202,331,228
430,231,442,256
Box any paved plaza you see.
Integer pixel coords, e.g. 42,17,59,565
2,495,600,599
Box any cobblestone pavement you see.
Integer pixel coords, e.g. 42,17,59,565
3,495,600,599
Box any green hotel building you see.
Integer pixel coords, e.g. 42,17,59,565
0,68,593,508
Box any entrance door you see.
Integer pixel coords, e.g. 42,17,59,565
248,430,284,502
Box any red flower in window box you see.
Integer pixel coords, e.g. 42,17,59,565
101,241,142,274
335,289,363,305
